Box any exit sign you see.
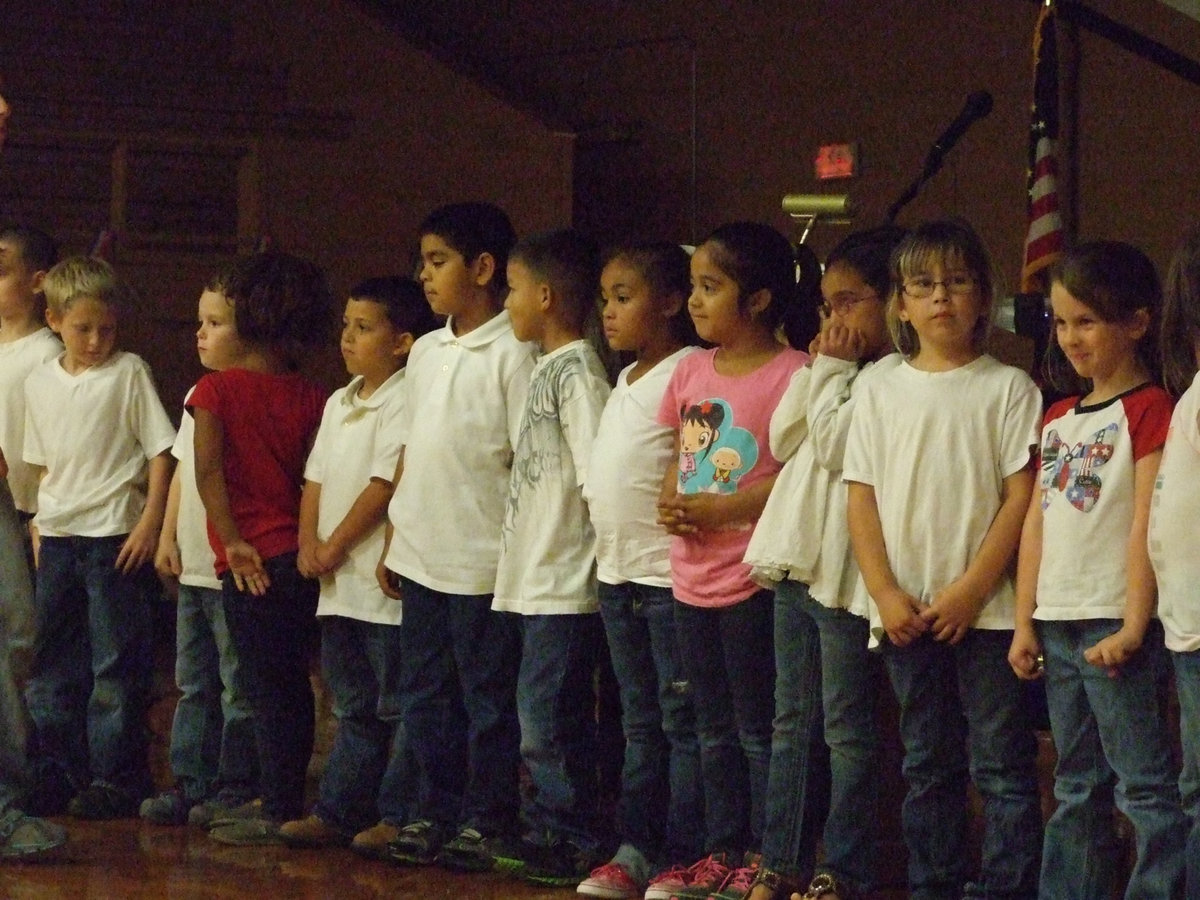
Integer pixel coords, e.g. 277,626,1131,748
814,143,859,180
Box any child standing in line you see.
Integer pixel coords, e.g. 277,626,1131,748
744,226,907,900
1150,227,1200,900
0,223,64,854
278,277,436,857
139,316,263,827
491,229,612,886
378,202,534,871
576,242,702,900
845,219,1043,900
647,222,810,900
0,225,62,518
23,256,176,819
188,252,330,845
1011,241,1187,899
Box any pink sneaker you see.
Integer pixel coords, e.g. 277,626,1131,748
577,860,643,899
709,856,759,899
644,853,732,900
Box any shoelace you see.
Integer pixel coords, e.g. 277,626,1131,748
687,854,731,887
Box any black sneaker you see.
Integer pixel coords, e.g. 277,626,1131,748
67,783,140,820
521,838,601,887
436,826,525,875
386,819,453,866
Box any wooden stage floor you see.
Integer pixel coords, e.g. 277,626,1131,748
0,818,584,899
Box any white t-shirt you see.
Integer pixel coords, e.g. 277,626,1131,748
1035,383,1171,622
0,327,62,513
747,353,901,618
584,347,694,587
24,350,176,537
1149,373,1200,652
493,340,611,615
173,388,221,590
843,355,1041,635
379,313,536,595
307,370,405,625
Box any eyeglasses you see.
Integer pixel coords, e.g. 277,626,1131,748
820,292,877,317
901,274,977,299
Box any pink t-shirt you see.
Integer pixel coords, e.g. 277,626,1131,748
657,346,808,607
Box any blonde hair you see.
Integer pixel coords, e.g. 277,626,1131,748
886,219,997,358
43,256,125,317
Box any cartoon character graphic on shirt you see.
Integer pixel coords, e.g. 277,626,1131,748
678,400,724,486
677,398,758,495
1039,421,1118,512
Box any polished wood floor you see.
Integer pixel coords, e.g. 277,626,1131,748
0,820,585,899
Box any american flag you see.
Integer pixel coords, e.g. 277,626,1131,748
1021,0,1065,293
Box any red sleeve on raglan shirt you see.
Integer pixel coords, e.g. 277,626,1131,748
1123,385,1175,461
1037,396,1080,467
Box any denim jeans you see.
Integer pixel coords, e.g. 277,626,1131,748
221,552,318,822
1039,619,1186,900
806,598,882,894
0,481,33,812
598,581,703,866
673,590,775,855
398,577,520,834
170,584,257,804
313,614,414,832
26,535,154,799
514,611,603,849
760,581,830,878
1172,648,1200,900
883,629,1042,900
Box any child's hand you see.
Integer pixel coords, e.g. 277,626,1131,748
920,580,983,645
1083,625,1143,677
116,520,158,574
817,322,866,362
1008,624,1043,680
376,559,402,600
876,587,928,648
657,492,727,535
313,541,345,573
155,535,182,579
226,540,269,596
297,541,323,579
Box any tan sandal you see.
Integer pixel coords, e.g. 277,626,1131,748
745,866,804,900
802,872,855,900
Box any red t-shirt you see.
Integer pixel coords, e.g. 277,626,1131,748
187,368,327,575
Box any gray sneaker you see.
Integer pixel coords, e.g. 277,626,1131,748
0,809,67,859
190,797,262,829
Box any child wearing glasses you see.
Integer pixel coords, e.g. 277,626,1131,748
743,226,906,900
843,219,1044,899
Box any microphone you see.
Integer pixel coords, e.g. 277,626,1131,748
925,89,993,167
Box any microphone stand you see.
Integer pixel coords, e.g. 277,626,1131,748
884,151,948,225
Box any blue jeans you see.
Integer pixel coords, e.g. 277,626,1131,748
1172,648,1200,900
221,552,318,821
760,581,830,878
313,615,414,832
26,535,154,799
170,584,256,804
515,611,603,849
883,629,1042,900
673,590,775,855
1039,619,1186,900
398,577,520,834
807,599,883,894
0,481,33,812
598,581,703,866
